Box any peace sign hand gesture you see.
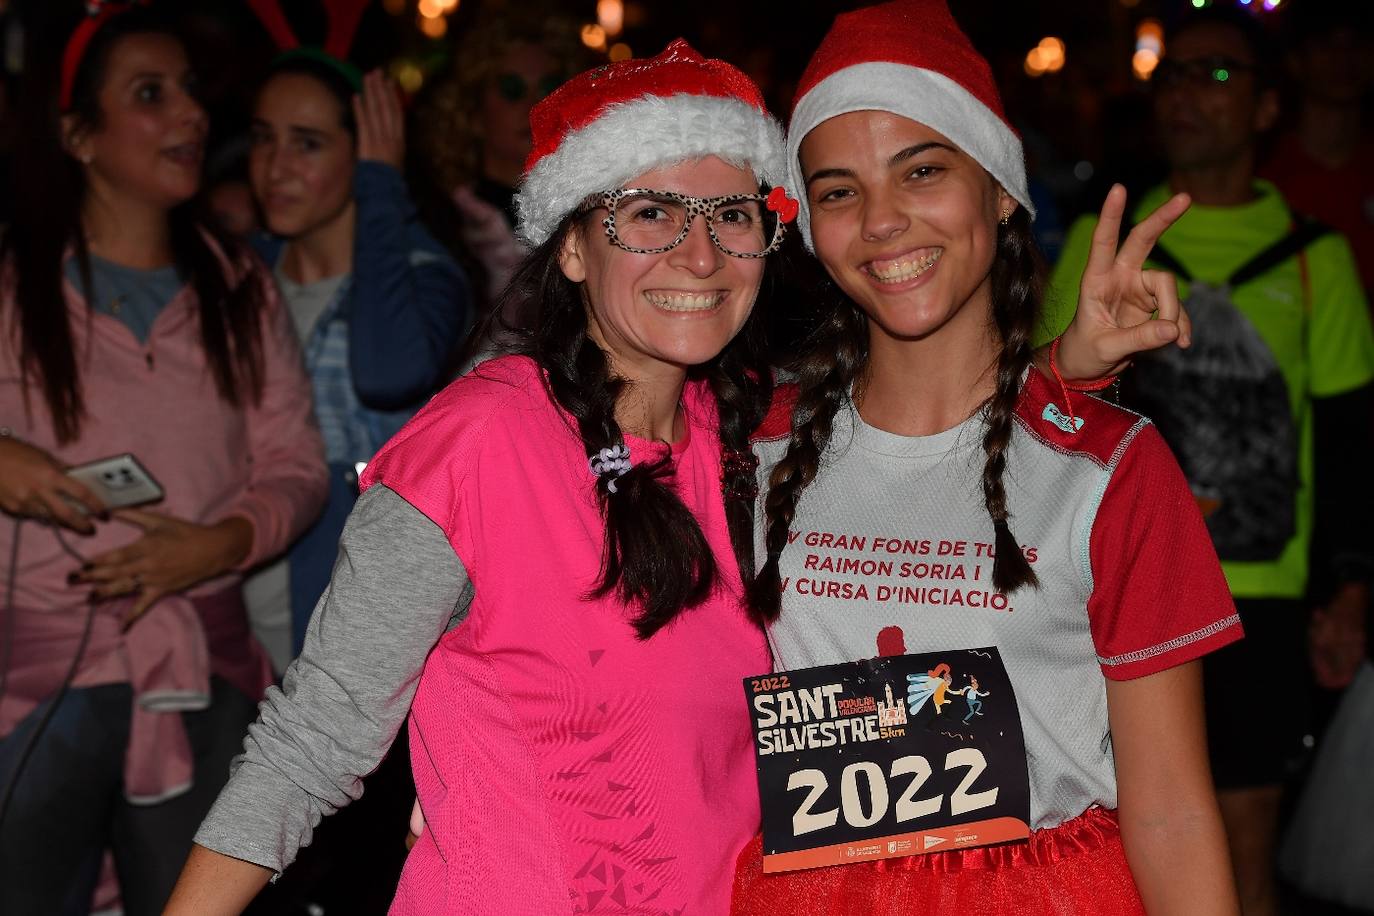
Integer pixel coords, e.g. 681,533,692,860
1054,184,1192,381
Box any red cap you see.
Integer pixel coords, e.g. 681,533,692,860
786,0,1032,249
792,0,1009,126
525,40,767,175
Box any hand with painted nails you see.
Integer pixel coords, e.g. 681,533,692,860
0,436,104,534
354,68,405,170
73,509,254,626
1055,184,1193,382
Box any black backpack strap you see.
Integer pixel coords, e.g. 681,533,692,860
1117,213,1192,281
1228,212,1332,287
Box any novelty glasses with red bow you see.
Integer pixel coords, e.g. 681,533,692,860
585,186,799,258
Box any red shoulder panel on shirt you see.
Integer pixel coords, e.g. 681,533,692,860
752,383,798,443
1015,366,1146,466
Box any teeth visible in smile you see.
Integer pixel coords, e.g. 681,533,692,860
868,249,943,284
645,291,725,311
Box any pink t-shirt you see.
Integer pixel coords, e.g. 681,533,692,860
361,355,769,915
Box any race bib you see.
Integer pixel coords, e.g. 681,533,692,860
745,647,1030,873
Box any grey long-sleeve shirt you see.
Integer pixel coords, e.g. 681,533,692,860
196,484,471,872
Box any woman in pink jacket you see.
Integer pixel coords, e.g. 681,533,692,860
0,7,326,914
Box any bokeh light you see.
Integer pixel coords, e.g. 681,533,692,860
1132,48,1159,80
394,62,424,93
418,13,447,38
1024,37,1065,78
597,0,625,38
581,23,607,51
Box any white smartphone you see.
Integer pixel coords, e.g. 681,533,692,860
66,453,164,511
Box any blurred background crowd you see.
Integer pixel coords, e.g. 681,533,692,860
0,0,1370,914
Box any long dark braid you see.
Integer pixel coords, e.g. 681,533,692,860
504,212,774,638
705,309,774,598
982,210,1043,592
750,208,1046,621
747,285,867,624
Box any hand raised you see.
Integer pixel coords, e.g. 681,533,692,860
353,68,405,170
1055,184,1193,381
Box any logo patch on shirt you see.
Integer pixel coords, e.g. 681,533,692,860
1042,403,1084,434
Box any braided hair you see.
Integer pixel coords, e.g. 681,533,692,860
748,208,1043,623
498,209,774,639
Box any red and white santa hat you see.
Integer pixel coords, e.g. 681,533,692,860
516,39,787,247
787,0,1034,250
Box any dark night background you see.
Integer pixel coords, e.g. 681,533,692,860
1,2,1366,914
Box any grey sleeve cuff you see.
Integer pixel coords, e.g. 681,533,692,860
195,484,468,871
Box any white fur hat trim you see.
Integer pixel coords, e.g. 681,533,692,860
516,93,786,247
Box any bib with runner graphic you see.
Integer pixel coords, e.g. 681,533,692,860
745,646,1030,872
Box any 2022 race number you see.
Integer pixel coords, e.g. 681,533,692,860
789,748,998,836
745,647,1031,873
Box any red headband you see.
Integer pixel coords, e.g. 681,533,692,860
60,1,143,112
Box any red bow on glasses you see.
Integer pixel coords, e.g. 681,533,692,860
766,186,800,224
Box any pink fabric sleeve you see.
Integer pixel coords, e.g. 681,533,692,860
1087,423,1243,681
226,264,328,569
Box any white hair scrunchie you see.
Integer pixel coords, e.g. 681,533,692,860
588,444,633,494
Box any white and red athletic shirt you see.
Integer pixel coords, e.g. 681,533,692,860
752,368,1242,830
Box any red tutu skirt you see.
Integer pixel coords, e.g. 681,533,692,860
731,806,1145,916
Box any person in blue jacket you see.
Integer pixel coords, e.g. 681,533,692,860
245,59,470,658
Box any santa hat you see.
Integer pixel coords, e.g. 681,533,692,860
516,39,786,247
787,0,1033,250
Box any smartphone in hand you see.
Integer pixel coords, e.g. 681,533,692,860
65,453,164,512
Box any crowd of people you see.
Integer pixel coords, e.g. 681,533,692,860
0,1,1371,915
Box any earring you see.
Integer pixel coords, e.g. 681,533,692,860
80,153,93,165
998,211,1011,226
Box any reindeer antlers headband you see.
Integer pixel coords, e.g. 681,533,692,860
59,0,369,113
247,0,368,90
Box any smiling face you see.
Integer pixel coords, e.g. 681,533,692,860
249,72,356,239
68,32,208,210
557,155,766,379
799,111,1013,345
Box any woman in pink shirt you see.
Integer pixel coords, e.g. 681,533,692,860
0,7,325,913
